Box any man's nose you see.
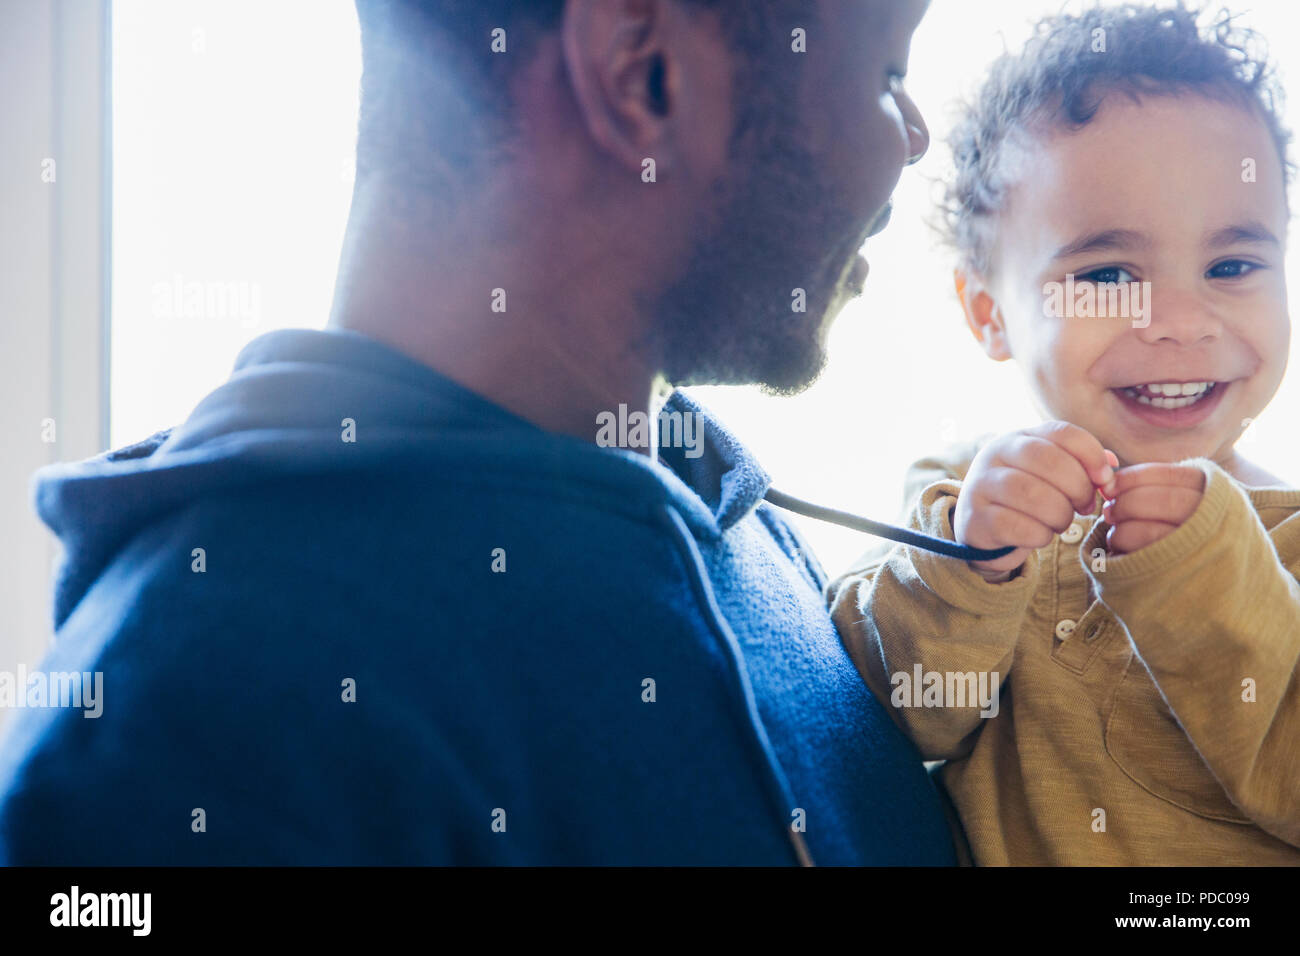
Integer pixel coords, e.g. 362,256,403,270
897,89,930,165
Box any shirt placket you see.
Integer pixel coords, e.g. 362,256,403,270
1051,512,1113,673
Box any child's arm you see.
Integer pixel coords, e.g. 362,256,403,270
828,481,1032,760
829,422,1115,760
1086,460,1300,847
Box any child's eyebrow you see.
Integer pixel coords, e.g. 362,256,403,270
1050,223,1281,261
1205,221,1280,248
1050,228,1151,261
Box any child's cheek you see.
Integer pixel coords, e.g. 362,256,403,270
1037,320,1106,415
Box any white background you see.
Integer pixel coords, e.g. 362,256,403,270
108,0,1300,578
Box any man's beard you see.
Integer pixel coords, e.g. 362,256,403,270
648,96,873,395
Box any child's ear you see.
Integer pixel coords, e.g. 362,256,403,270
954,268,1012,361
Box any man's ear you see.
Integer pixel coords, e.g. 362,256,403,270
562,0,684,173
954,268,1012,361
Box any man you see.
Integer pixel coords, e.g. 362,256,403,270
0,0,941,864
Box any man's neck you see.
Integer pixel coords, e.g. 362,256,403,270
327,182,664,454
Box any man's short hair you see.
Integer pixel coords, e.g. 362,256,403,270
352,0,796,190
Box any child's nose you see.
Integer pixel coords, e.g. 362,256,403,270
1136,287,1223,345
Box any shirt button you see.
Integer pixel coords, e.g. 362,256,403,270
1055,619,1077,640
1061,523,1084,543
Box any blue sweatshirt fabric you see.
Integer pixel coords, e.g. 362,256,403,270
0,328,955,865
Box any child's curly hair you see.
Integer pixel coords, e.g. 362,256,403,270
939,2,1294,278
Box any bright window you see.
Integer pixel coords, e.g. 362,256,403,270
111,0,360,446
111,0,1300,574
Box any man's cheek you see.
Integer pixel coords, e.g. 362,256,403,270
841,104,905,197
864,107,910,188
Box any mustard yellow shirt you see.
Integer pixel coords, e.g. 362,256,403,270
827,439,1300,865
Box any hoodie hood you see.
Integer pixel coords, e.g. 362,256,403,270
33,328,772,629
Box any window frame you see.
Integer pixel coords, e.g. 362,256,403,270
0,0,110,692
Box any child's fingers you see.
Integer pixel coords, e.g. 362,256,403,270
1101,450,1119,496
961,502,1056,561
982,465,1078,532
1001,435,1100,516
1102,485,1202,525
1026,421,1114,490
1108,462,1206,498
1106,519,1180,555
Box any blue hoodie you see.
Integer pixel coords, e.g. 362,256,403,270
0,328,955,865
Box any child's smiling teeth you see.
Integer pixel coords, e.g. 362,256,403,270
1119,381,1217,409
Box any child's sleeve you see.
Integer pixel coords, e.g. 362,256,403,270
826,450,1040,761
1083,460,1300,847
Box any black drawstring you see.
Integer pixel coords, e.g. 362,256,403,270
763,488,1017,563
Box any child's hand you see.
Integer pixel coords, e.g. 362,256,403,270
1100,463,1206,554
954,422,1116,583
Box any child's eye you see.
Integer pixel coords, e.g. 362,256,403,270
1076,266,1136,285
1206,259,1261,280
